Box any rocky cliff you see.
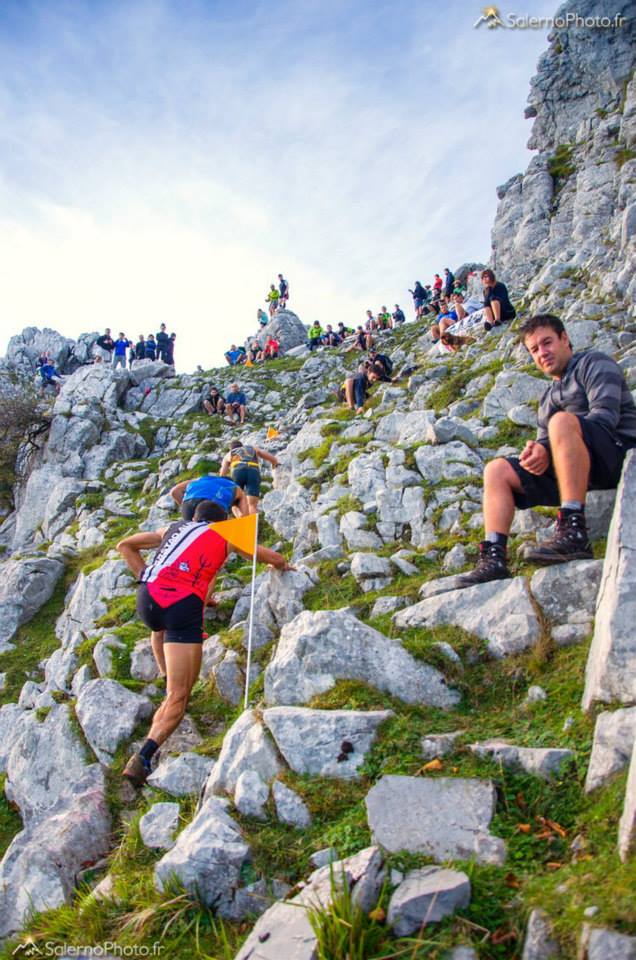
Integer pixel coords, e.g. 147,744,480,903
0,8,635,959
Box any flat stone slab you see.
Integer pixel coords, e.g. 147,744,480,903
365,775,506,865
585,707,636,793
583,450,636,710
147,752,214,796
469,740,574,780
394,577,541,659
264,609,460,709
618,739,636,863
581,925,636,960
521,908,560,959
387,866,470,936
263,707,392,779
530,560,602,626
139,802,180,849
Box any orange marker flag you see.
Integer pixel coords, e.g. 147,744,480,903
266,426,280,440
210,514,258,555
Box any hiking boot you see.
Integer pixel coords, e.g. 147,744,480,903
122,753,150,789
523,510,592,565
457,541,510,587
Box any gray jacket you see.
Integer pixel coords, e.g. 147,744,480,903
536,350,636,446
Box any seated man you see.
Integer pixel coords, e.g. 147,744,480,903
391,304,406,327
337,322,353,339
367,349,393,380
308,322,324,350
322,324,341,347
377,307,391,330
170,473,249,519
342,363,384,414
346,325,373,352
246,339,261,364
481,268,516,331
203,386,225,416
225,382,247,424
365,309,376,331
224,344,245,366
459,314,636,586
263,335,280,360
430,300,457,342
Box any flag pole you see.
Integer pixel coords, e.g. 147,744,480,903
244,512,259,711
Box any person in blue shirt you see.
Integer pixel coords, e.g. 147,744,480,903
156,324,170,363
145,334,157,360
38,361,63,395
113,333,131,369
224,344,245,366
225,382,247,424
169,474,249,520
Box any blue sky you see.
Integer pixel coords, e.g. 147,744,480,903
0,0,558,371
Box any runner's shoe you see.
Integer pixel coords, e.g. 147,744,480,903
523,510,592,565
122,753,150,788
457,541,510,587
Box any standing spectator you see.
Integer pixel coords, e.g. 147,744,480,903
433,273,443,295
145,334,157,360
263,335,280,360
95,328,115,362
133,335,146,363
481,269,516,331
443,268,455,298
156,324,170,362
226,382,247,424
266,284,280,316
408,282,426,318
220,439,280,514
278,274,289,306
167,333,176,367
308,322,324,351
257,308,269,327
38,360,64,395
112,333,130,369
391,304,406,327
203,386,225,417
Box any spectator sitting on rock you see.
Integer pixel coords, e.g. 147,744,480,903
257,308,269,327
443,268,455,298
365,309,376,332
377,306,391,330
322,324,341,347
38,359,64,395
278,273,289,306
337,322,353,340
220,439,280,514
112,333,130,369
224,344,245,366
226,382,248,424
94,328,115,362
117,498,293,787
156,324,170,363
346,325,373,352
145,334,157,360
430,299,457,343
458,314,636,587
246,339,261,365
391,304,406,327
170,474,249,520
408,282,426,319
266,284,280,316
367,349,393,380
481,268,516,331
263,335,280,360
308,322,324,351
203,386,225,417
340,363,385,414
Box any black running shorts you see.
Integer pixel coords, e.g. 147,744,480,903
507,416,632,510
136,584,204,643
232,463,261,497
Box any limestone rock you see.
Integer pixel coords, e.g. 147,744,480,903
147,753,214,797
350,552,393,592
340,511,383,550
414,442,482,484
469,740,574,781
421,731,465,760
76,679,152,764
585,707,636,792
204,710,282,800
387,866,471,936
93,635,127,678
263,707,392,779
272,780,312,828
530,560,602,626
154,796,250,911
0,557,64,653
347,452,386,505
580,925,636,960
259,309,308,352
583,451,636,709
619,739,636,862
234,770,269,820
235,846,385,960
481,371,546,420
365,775,506,865
394,577,541,659
521,908,560,959
139,802,180,850
130,638,161,682
264,609,460,709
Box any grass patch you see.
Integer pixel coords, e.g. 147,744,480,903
548,143,576,181
0,773,22,858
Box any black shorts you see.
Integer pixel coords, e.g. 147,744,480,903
136,584,203,643
508,417,632,510
232,463,261,497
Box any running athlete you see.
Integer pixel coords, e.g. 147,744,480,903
117,499,293,786
170,474,249,520
219,439,280,514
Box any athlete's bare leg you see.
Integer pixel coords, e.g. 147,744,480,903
146,642,202,746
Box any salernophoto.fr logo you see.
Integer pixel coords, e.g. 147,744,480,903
474,5,627,29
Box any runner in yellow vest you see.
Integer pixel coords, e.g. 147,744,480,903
220,439,280,514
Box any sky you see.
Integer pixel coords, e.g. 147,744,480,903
0,0,559,372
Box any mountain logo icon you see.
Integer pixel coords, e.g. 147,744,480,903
12,941,43,957
474,6,506,28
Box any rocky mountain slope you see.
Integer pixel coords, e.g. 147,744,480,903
0,5,635,958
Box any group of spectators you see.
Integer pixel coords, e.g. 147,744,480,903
203,382,248,424
224,335,280,366
430,269,516,353
94,326,177,368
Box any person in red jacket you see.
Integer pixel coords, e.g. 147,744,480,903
117,499,293,786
